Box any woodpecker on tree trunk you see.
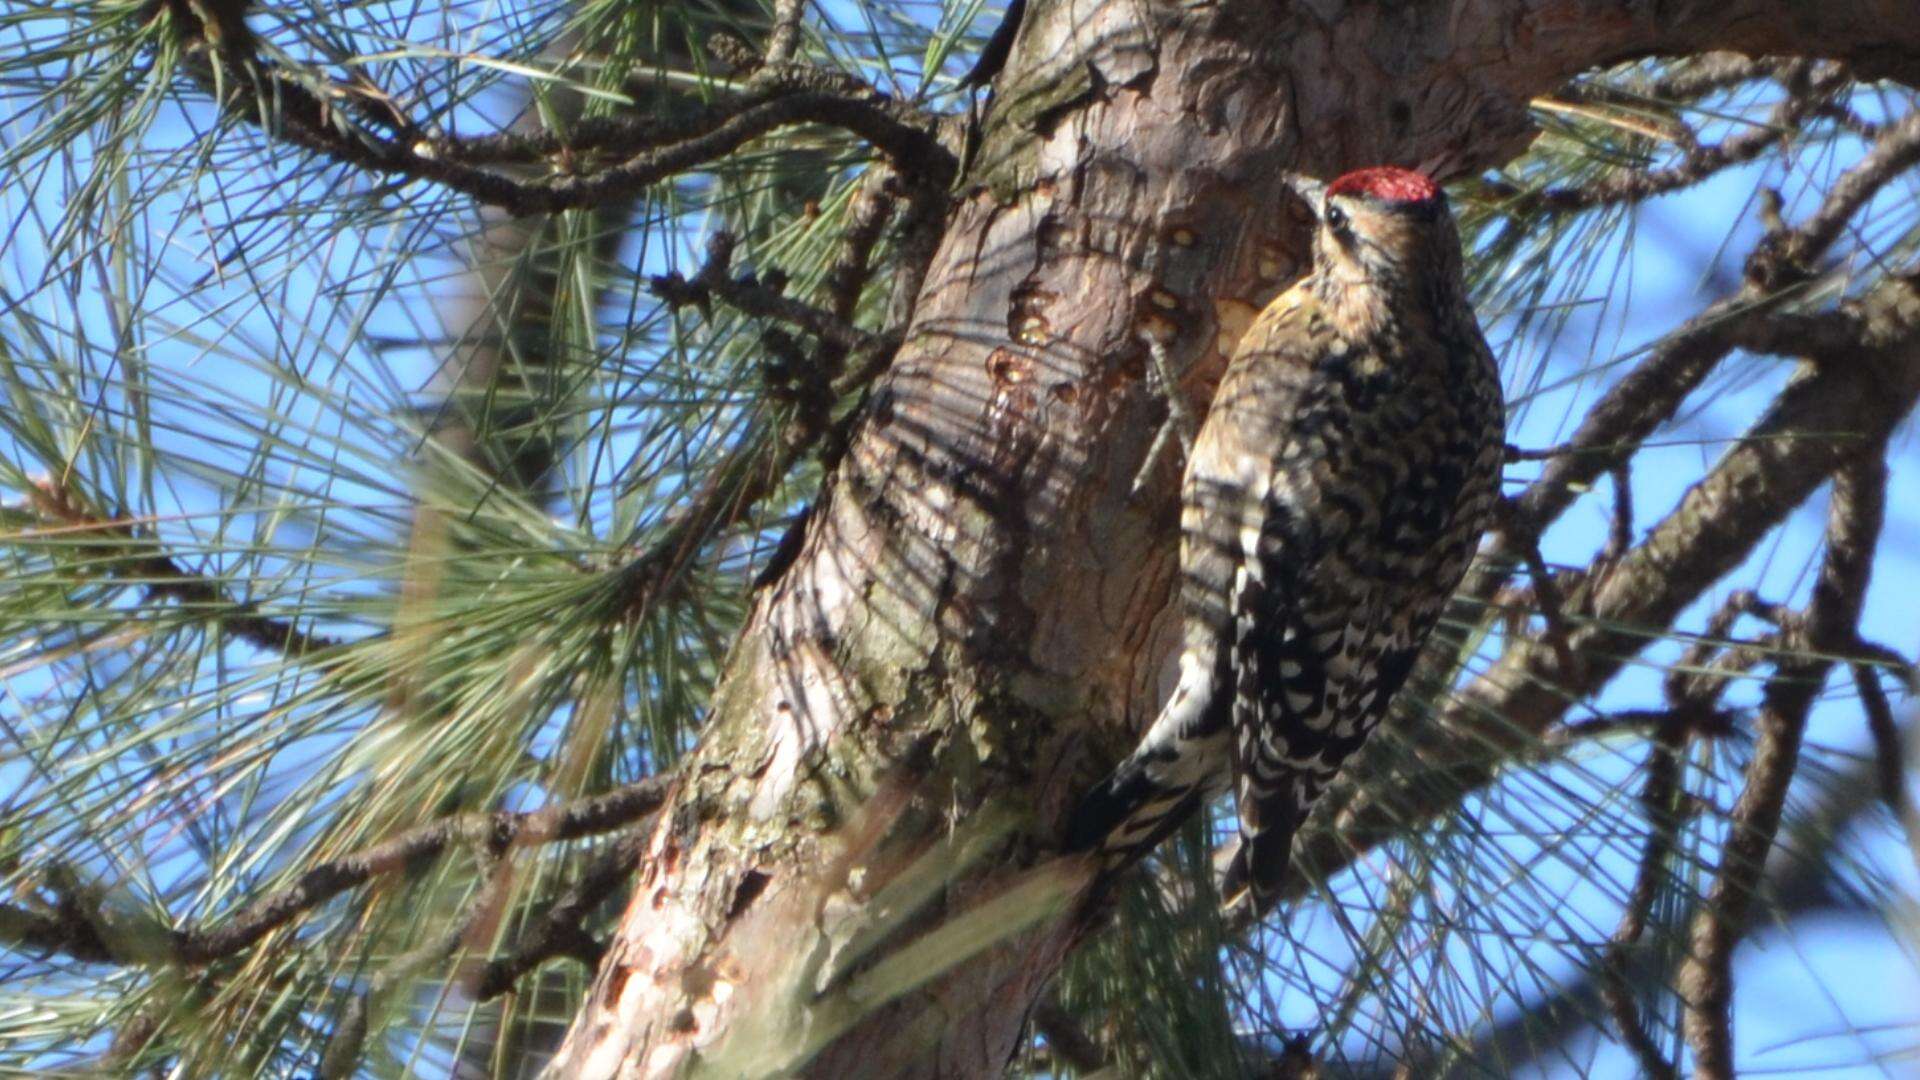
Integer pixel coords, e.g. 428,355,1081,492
1067,167,1506,921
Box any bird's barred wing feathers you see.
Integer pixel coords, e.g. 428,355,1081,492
1222,540,1430,914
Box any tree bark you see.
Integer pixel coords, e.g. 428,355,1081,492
545,2,1920,1076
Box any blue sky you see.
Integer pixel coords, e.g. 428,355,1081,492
1468,156,1919,1076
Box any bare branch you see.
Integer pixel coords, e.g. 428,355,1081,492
1678,449,1885,1076
0,895,114,965
1777,110,1920,274
0,778,667,967
1494,499,1582,678
763,0,808,68
1544,706,1736,746
1434,749,1895,1077
826,172,899,324
1510,298,1742,532
18,481,341,656
1718,308,1867,360
1603,461,1634,561
1646,54,1798,102
1848,650,1920,881
184,776,667,965
1854,663,1908,816
481,92,953,216
617,220,916,615
468,830,648,1001
651,233,881,357
1600,709,1689,1080
155,6,954,217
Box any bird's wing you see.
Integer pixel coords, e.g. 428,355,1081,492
1204,286,1382,915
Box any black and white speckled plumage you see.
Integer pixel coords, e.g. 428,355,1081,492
1067,167,1505,920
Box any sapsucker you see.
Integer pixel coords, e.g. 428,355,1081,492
1067,166,1505,920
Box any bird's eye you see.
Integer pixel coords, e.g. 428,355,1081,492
1324,203,1349,234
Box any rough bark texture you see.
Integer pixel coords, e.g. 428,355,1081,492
545,1,1920,1076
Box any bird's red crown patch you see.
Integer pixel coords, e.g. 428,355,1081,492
1327,167,1440,204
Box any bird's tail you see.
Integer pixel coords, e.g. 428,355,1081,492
1064,644,1231,897
1064,755,1207,867
1218,782,1301,923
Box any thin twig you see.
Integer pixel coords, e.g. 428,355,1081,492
469,829,648,1000
619,219,914,613
1434,747,1895,1077
1664,589,1778,705
320,859,517,1075
1648,54,1795,101
826,172,899,324
881,180,951,329
179,776,667,965
1599,949,1680,1080
1129,332,1201,498
1851,653,1920,882
433,77,887,166
1599,707,1689,1080
1545,705,1737,746
611,301,905,616
1603,460,1634,563
18,481,341,656
0,777,667,967
1497,499,1581,677
650,233,880,356
465,93,951,216
1503,440,1583,461
1852,662,1907,816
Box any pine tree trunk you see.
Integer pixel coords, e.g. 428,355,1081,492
544,2,1920,1075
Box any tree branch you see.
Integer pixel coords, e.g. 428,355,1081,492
1600,704,1694,1080
1646,54,1798,102
153,4,954,217
0,777,667,968
650,233,881,358
617,225,910,618
17,481,341,656
763,0,808,68
1678,448,1885,1076
1779,110,1920,273
1498,70,1920,559
466,829,648,1001
1853,660,1913,817
1426,746,1897,1077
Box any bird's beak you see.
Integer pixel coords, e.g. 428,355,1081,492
1282,172,1328,214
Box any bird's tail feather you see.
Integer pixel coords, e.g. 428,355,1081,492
1219,786,1300,922
1065,649,1229,893
1065,759,1204,865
